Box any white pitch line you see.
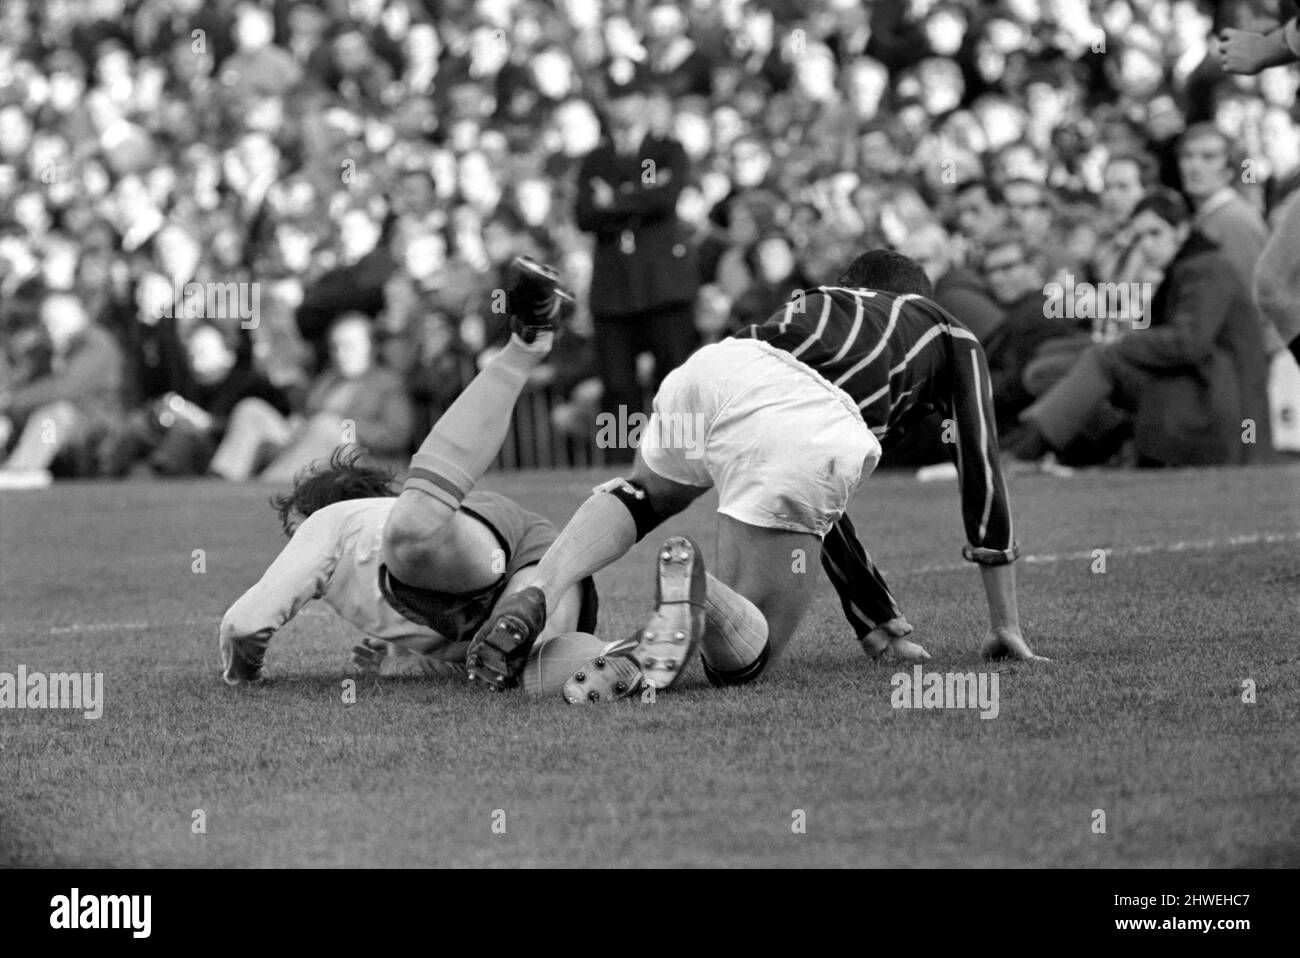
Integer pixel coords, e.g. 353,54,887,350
896,529,1300,576
5,606,336,637
4,531,1296,636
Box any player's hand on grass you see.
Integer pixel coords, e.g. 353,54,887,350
350,637,389,675
981,626,1051,662
220,630,269,685
860,617,931,663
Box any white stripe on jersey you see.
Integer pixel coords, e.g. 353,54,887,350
832,293,916,385
829,289,873,364
970,350,994,543
945,323,981,344
777,297,799,334
889,384,920,412
821,550,874,628
791,293,835,358
852,322,947,410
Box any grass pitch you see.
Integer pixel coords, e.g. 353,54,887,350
1,463,1298,867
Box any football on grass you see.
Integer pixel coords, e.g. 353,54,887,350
523,631,608,696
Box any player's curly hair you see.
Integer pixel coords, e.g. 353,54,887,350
269,447,398,537
836,249,935,299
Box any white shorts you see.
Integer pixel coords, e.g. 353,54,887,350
640,338,881,535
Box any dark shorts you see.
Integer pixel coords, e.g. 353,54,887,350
378,490,598,643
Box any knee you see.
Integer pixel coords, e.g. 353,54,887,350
381,491,454,582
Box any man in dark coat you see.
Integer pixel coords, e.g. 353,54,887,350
979,233,1079,438
1014,191,1273,467
575,70,699,459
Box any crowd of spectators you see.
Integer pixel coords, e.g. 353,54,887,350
1,0,1298,487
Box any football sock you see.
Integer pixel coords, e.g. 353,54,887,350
532,491,638,608
404,334,545,508
700,573,769,675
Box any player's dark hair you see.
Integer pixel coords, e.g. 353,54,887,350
270,446,398,537
835,249,935,299
1131,188,1190,227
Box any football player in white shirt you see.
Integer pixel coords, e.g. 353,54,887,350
218,259,607,693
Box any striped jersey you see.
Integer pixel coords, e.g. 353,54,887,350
734,286,1016,562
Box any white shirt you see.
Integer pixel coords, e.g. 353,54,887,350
220,498,451,653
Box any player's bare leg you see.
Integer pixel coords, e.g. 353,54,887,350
978,563,1050,662
711,516,820,664
383,257,572,591
466,452,707,688
562,516,821,704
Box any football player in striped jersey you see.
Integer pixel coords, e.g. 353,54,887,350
466,249,1048,702
218,258,608,693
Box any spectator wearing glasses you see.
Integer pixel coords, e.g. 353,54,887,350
979,233,1078,438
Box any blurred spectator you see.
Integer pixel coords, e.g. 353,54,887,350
0,0,1293,478
1015,190,1273,467
1092,151,1158,283
101,321,290,477
575,73,698,459
0,293,125,488
950,178,1008,263
729,232,809,331
897,221,1003,340
1176,123,1281,354
209,313,413,482
296,206,398,369
1001,177,1056,248
979,233,1079,437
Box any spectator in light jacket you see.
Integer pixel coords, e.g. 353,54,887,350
0,292,126,487
210,313,414,482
